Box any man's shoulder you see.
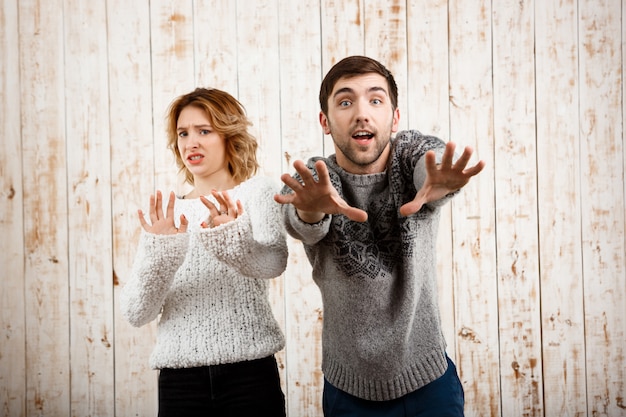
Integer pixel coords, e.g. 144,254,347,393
391,130,446,155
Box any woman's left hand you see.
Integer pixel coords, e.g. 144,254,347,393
200,190,244,228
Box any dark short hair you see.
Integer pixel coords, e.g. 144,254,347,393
319,56,399,115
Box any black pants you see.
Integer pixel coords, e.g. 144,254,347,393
158,355,286,417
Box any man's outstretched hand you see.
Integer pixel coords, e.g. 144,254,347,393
274,159,368,223
399,141,485,216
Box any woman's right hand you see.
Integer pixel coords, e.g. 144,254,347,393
138,190,188,234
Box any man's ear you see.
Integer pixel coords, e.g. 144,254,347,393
319,111,331,134
391,107,400,133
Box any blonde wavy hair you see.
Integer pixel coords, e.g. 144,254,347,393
165,88,259,185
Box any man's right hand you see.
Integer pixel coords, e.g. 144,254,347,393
274,159,368,223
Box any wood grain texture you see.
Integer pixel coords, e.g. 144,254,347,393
108,0,159,414
448,1,501,416
63,1,115,414
535,1,588,415
406,0,456,361
0,0,26,415
578,1,626,416
277,2,326,414
18,0,72,415
1,1,625,416
492,1,544,416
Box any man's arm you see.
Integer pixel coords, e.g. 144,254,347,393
274,159,368,223
399,141,485,216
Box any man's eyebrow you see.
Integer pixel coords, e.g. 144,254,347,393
333,87,355,98
332,86,388,98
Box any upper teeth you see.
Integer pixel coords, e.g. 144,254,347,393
355,132,370,137
190,155,202,160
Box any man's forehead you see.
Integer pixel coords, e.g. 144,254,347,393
332,74,389,96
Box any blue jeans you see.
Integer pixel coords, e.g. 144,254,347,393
323,356,465,417
158,355,286,417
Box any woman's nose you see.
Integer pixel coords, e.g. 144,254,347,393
186,133,199,148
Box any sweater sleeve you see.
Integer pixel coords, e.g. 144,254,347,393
199,177,288,279
282,203,332,245
410,135,460,208
119,231,189,327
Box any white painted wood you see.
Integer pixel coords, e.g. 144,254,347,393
193,0,238,93
364,0,408,132
149,0,196,195
448,1,501,416
406,0,456,361
578,1,626,416
18,0,72,415
107,0,159,414
63,1,115,414
0,0,26,415
276,1,325,414
320,0,366,158
234,0,288,401
492,1,544,416
2,2,626,416
535,1,588,415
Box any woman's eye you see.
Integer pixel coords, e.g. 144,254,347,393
200,129,210,135
178,131,188,137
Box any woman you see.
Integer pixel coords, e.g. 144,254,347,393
120,88,288,416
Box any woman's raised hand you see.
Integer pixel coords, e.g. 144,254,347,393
200,190,243,228
138,190,188,234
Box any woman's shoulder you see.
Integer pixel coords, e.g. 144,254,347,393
238,174,281,194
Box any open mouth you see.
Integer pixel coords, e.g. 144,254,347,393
352,131,374,143
187,154,204,164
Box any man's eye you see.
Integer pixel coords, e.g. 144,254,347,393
372,98,382,105
339,100,351,107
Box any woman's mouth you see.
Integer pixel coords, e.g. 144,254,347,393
187,154,204,164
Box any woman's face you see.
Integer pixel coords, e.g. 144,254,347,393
176,105,230,182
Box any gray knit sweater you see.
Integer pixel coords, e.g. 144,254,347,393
120,175,288,370
281,130,455,401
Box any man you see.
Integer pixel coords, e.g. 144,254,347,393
274,55,485,416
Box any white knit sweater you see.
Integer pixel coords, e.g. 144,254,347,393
120,175,288,369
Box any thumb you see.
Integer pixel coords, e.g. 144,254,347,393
341,206,368,222
178,214,188,233
399,199,425,217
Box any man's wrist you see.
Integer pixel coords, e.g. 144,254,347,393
295,208,326,224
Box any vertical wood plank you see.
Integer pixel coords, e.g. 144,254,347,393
320,0,365,157
406,0,456,361
108,0,159,415
492,1,544,416
0,0,26,414
364,0,408,131
63,1,115,414
276,1,324,414
193,1,237,93
18,1,72,415
535,1,588,415
234,0,288,405
578,1,626,416
448,1,501,416
320,0,365,70
150,0,195,194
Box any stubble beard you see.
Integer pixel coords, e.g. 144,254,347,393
329,123,393,171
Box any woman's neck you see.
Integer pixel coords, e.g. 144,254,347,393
184,174,240,199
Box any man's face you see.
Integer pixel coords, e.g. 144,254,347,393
320,73,400,174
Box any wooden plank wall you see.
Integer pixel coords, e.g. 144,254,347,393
1,1,625,416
